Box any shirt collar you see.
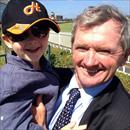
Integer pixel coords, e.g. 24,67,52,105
67,74,112,97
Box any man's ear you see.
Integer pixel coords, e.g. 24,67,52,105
1,34,13,49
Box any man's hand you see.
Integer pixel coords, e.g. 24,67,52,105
31,95,46,128
61,122,76,130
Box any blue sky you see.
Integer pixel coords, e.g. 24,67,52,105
38,0,130,19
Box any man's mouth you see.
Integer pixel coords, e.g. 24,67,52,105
83,68,103,75
87,69,98,73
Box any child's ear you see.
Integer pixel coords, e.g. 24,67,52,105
1,34,13,49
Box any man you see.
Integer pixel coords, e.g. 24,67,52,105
34,5,130,130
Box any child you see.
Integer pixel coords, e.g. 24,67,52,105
0,0,60,129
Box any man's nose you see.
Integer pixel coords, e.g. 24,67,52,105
83,49,98,66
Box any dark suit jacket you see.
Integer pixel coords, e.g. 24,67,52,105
54,68,130,130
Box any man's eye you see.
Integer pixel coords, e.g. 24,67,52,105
76,47,88,52
98,50,111,55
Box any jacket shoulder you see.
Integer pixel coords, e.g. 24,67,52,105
52,67,73,87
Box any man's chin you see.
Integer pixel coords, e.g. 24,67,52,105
79,76,106,88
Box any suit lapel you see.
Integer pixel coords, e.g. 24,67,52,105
79,76,120,126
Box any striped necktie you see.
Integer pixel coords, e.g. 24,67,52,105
53,88,81,130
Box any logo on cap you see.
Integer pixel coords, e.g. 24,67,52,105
23,2,41,15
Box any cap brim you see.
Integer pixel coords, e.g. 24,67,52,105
7,18,60,35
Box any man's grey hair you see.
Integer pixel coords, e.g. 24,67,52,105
71,5,130,55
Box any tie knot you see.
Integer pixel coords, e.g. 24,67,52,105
69,88,81,102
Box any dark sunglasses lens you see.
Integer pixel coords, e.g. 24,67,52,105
10,24,49,42
11,32,28,42
31,25,49,38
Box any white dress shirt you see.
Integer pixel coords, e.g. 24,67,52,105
49,75,112,129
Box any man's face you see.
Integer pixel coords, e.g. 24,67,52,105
72,20,125,88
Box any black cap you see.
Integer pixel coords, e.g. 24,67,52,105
2,0,60,34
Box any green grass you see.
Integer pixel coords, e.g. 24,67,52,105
45,47,72,68
0,45,6,67
59,22,73,32
116,72,130,93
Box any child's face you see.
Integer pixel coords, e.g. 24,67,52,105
4,25,49,68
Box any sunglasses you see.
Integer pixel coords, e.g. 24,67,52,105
8,24,49,42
